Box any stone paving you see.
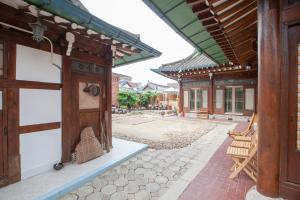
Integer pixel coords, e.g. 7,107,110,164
60,122,235,200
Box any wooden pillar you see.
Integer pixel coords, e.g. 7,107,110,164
208,76,214,114
61,56,72,162
257,0,281,197
178,80,183,115
6,41,20,184
106,48,113,147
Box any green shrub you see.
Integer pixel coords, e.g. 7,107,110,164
140,91,157,107
117,90,138,109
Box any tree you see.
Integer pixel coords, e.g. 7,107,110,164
140,91,157,107
117,90,138,109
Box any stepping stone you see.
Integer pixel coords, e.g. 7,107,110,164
127,163,138,170
101,185,117,195
124,182,139,193
146,183,160,193
110,191,127,200
135,190,150,200
135,168,146,175
85,191,105,200
169,165,180,172
76,186,94,197
92,178,108,189
143,170,156,179
129,157,137,162
155,176,168,184
142,156,152,162
162,170,175,180
174,161,186,167
150,159,160,164
134,177,147,186
114,177,129,187
143,162,154,169
116,166,129,175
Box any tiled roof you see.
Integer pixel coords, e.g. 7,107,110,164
153,51,216,73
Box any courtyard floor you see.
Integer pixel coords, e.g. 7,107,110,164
60,115,238,200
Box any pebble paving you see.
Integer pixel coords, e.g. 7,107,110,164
60,123,233,200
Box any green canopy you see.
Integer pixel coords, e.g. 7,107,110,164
143,0,228,65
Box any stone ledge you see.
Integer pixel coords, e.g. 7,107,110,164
245,186,284,200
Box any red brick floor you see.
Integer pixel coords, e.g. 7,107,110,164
179,123,255,200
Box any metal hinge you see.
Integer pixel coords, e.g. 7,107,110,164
4,127,7,136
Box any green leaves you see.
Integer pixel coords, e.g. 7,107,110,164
117,90,139,109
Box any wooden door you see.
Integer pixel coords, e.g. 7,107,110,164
286,24,300,184
0,41,8,186
280,24,300,199
70,73,104,152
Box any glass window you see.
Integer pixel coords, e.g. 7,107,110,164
189,89,195,111
0,43,3,76
196,89,201,110
225,88,232,112
235,88,244,113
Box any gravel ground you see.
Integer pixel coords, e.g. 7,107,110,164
112,114,217,149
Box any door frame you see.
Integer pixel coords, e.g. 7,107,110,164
279,22,300,198
224,86,244,115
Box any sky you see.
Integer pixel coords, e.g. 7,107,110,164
81,0,194,85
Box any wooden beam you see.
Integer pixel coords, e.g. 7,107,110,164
224,10,257,32
19,122,61,134
0,79,62,90
222,1,257,27
217,0,256,21
213,0,240,13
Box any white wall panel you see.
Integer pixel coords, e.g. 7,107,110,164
16,44,61,83
216,89,223,109
245,88,255,110
20,129,62,179
19,89,61,126
184,91,189,108
202,90,208,108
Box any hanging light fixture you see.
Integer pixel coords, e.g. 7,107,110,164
29,12,47,42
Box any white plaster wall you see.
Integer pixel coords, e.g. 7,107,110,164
16,44,62,179
19,89,61,126
20,129,62,180
16,44,61,83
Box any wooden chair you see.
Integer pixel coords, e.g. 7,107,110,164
226,131,258,182
227,113,257,138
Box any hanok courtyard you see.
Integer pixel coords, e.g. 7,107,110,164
0,0,300,200
59,113,252,200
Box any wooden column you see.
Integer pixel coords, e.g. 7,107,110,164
6,41,20,184
178,80,183,115
209,76,214,114
106,48,113,147
61,56,72,162
257,0,280,197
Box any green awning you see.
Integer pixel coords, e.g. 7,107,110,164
142,0,228,65
24,0,161,67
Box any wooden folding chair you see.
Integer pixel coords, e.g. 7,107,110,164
227,113,257,138
226,132,258,182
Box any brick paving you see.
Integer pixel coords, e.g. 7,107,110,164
179,122,255,200
60,122,235,200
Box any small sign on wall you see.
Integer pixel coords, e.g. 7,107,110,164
184,91,189,108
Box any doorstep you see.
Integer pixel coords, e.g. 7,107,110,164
0,138,148,200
